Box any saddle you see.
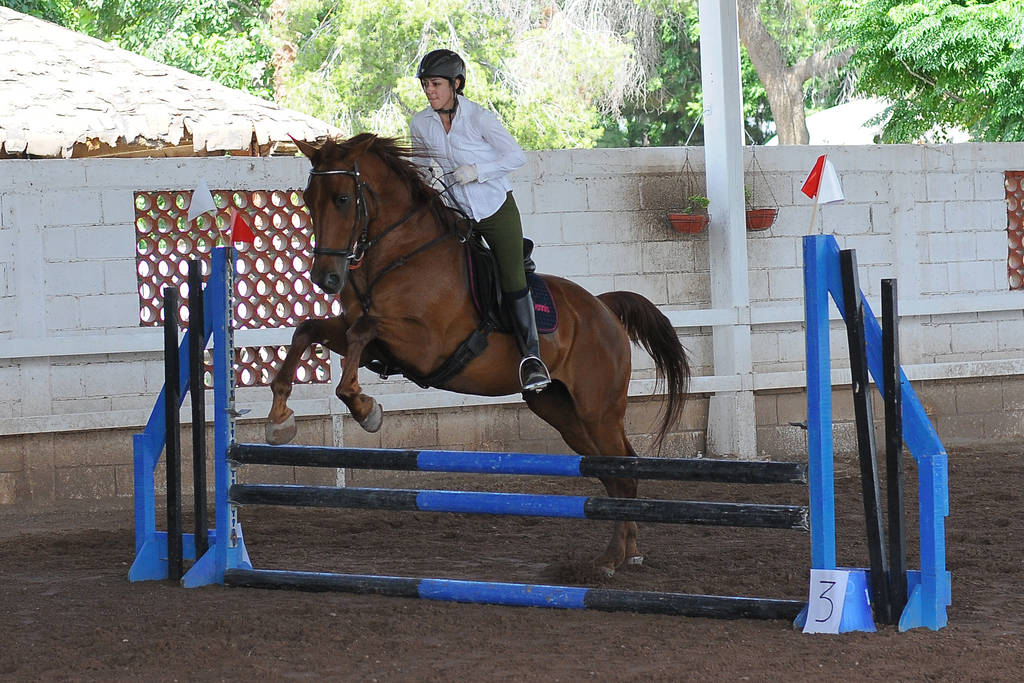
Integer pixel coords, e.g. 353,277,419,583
364,235,557,389
465,236,557,335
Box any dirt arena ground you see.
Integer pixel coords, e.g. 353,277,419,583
1,445,1021,681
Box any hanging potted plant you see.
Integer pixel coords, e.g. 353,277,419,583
745,149,778,232
745,188,777,231
667,153,710,234
667,194,711,233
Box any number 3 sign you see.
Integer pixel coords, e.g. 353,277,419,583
802,568,877,634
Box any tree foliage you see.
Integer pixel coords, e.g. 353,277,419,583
739,0,853,144
820,0,1024,141
599,1,846,147
3,0,277,98
1,0,76,24
597,3,703,146
19,0,1023,148
272,0,640,149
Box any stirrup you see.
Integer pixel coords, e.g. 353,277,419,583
518,356,551,392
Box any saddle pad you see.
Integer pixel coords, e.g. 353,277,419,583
464,240,557,334
528,272,557,334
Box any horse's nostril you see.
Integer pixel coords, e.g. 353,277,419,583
321,272,341,293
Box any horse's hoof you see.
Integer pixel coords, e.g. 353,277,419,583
627,555,644,566
358,400,383,433
265,414,297,445
597,565,616,578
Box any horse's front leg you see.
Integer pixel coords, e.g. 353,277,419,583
335,315,383,433
266,317,349,444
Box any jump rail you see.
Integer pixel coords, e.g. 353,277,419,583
223,568,806,620
228,483,810,529
229,442,809,484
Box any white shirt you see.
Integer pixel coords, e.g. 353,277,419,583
410,95,526,221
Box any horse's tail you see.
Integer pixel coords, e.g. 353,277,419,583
598,291,690,452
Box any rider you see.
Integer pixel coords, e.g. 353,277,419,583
409,48,551,393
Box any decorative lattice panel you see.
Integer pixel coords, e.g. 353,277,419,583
1007,172,1024,290
134,189,342,386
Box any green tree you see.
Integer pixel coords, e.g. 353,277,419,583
598,5,704,147
37,0,276,98
739,0,853,144
1,0,76,24
599,1,849,147
272,0,638,149
821,0,1024,142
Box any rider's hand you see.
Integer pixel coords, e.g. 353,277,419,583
453,164,478,185
416,162,444,188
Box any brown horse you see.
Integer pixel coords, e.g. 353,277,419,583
268,133,691,575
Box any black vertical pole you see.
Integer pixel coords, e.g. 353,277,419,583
188,260,209,559
882,278,908,623
163,286,184,581
839,249,891,623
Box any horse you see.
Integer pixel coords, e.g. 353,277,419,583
267,133,691,575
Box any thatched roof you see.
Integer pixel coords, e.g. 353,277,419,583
0,7,340,158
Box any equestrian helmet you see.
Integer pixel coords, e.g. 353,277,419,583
416,49,466,93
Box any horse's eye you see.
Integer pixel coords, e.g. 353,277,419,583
333,194,351,208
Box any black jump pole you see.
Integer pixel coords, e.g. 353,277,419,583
882,278,908,623
163,286,184,581
228,442,809,485
839,249,892,623
228,484,810,530
188,260,209,559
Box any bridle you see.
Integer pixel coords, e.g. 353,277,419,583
308,162,373,268
306,160,453,312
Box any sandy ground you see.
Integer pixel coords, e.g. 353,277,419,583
1,446,1021,681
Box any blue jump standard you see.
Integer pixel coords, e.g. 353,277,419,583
223,568,806,620
229,443,808,485
229,484,810,530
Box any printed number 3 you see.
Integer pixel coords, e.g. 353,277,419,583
814,580,837,622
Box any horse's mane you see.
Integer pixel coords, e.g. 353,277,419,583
317,133,464,236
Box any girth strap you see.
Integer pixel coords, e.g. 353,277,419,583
366,318,495,389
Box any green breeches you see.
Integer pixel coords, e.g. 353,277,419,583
473,192,527,294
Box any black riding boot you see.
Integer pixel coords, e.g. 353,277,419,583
509,290,551,392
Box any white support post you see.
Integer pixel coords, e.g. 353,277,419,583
698,0,756,458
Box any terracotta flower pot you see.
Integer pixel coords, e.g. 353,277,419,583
745,208,777,231
667,213,709,234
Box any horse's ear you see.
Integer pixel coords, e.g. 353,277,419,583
289,135,320,161
350,134,378,159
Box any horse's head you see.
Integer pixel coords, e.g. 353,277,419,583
295,134,380,294
296,133,447,296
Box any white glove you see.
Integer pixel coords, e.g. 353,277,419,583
415,162,439,184
453,164,478,185
420,162,444,190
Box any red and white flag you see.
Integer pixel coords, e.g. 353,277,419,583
228,209,255,245
801,154,844,204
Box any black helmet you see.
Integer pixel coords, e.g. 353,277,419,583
416,49,466,93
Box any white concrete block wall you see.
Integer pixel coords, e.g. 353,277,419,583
1,143,1023,436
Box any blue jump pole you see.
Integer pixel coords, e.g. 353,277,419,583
229,442,808,484
223,568,806,620
802,236,837,572
228,483,810,529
